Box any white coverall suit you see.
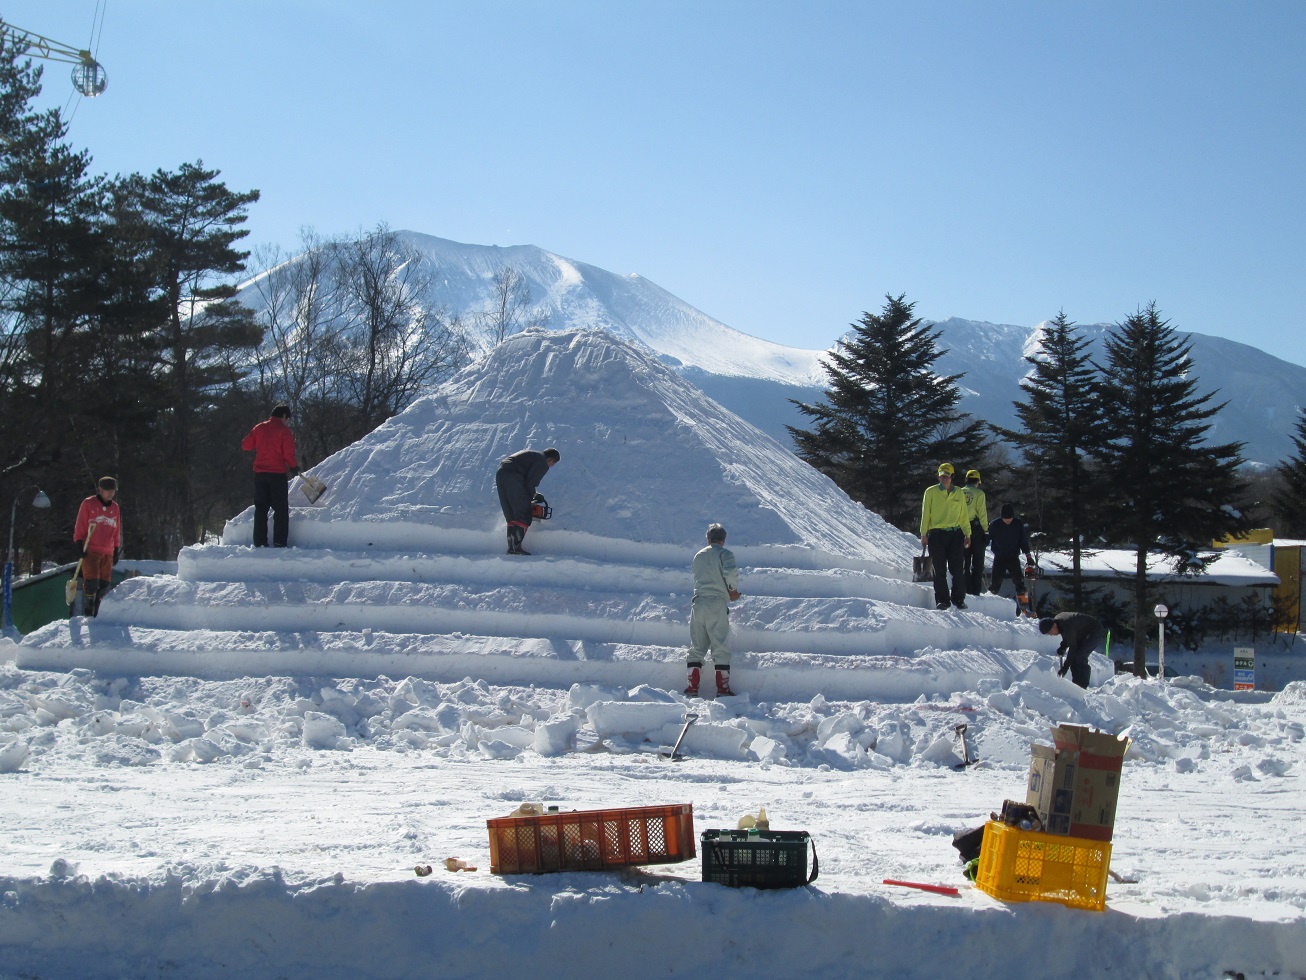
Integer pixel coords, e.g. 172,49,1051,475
688,543,739,667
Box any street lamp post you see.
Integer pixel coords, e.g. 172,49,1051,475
3,486,52,631
1153,603,1169,683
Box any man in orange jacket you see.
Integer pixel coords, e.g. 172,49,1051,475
241,404,299,547
73,476,123,617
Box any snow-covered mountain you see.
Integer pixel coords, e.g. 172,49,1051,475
239,232,1305,466
931,316,1306,467
390,232,826,387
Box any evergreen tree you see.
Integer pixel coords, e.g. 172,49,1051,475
789,294,992,530
1094,303,1251,674
0,50,107,482
991,311,1105,605
132,161,262,547
1269,410,1306,538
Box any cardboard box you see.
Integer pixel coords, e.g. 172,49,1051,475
1026,724,1129,841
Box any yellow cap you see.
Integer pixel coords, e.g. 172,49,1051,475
966,469,981,481
937,462,954,476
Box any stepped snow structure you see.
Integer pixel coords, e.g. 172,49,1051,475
19,329,1040,697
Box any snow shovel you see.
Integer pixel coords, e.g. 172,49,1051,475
952,723,978,769
661,712,698,761
300,472,328,504
912,544,932,583
65,525,96,606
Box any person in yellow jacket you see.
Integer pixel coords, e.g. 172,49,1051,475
920,463,971,610
961,469,989,595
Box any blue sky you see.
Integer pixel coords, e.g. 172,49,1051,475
9,1,1305,366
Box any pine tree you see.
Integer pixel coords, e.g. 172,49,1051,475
1094,303,1251,674
991,312,1105,605
1269,411,1306,538
132,161,262,546
789,294,992,530
0,52,107,481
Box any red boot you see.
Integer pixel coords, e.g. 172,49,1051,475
684,665,702,697
716,668,734,697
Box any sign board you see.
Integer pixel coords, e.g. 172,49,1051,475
1233,647,1255,691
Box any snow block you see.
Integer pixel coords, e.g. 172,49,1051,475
585,701,686,737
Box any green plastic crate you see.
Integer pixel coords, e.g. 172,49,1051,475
701,829,818,889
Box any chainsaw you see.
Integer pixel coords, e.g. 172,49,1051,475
531,493,552,520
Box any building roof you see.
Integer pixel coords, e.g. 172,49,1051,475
1038,548,1279,587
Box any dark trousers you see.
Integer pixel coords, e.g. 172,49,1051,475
963,522,987,594
495,467,533,526
1061,627,1103,689
927,528,966,607
253,471,290,547
989,554,1027,596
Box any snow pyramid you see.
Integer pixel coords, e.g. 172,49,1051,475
229,327,916,572
18,328,1040,697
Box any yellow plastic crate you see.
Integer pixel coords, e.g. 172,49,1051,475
975,820,1111,911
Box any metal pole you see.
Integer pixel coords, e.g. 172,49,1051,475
3,494,17,630
1157,619,1165,682
1153,603,1168,684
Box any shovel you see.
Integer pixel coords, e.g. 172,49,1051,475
912,544,933,583
300,473,328,504
65,524,96,606
952,723,978,769
661,712,698,761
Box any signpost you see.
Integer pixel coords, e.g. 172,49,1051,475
1233,648,1255,691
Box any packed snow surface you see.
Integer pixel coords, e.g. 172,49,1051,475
4,328,1305,979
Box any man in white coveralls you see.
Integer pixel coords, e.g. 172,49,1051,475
684,523,741,697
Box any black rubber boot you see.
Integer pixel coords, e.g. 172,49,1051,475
508,526,531,555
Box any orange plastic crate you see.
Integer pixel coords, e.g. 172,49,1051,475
975,820,1111,911
487,804,695,874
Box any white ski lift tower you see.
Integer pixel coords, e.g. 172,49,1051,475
0,17,107,97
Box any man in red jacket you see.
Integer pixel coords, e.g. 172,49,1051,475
73,476,123,617
241,404,299,547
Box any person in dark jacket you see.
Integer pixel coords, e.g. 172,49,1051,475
987,503,1034,609
241,404,299,547
495,448,560,555
1039,612,1104,689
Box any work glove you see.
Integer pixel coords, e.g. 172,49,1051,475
288,466,300,478
74,539,84,553
112,547,121,566
1057,662,1069,678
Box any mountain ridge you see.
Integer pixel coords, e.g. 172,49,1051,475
238,232,1304,466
